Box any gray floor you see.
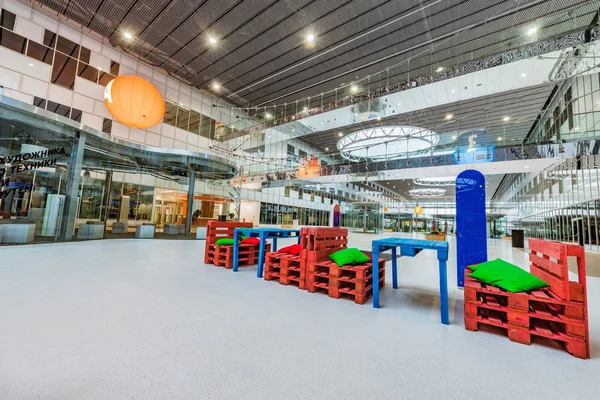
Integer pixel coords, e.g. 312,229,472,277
0,234,598,399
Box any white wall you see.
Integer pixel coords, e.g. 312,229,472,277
0,0,234,155
240,200,260,226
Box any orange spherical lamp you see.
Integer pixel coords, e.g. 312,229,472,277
103,75,165,129
414,205,423,215
383,207,388,212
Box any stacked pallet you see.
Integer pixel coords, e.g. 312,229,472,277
307,258,386,304
204,221,253,264
264,252,305,287
464,239,590,359
263,227,348,290
214,243,272,269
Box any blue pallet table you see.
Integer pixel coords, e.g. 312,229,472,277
233,227,301,277
371,238,450,325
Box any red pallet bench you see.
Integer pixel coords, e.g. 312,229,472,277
204,221,253,264
464,239,590,359
213,243,271,269
300,227,348,263
307,258,386,304
264,252,305,288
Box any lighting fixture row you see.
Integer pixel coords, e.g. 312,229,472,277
120,23,536,96
125,30,313,94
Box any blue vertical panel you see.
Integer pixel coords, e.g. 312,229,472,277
456,170,487,287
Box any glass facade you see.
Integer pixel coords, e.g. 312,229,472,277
259,202,329,227
0,95,235,243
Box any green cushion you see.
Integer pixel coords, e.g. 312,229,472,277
329,248,371,267
215,238,235,245
468,259,548,293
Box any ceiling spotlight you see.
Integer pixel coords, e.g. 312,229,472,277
303,106,308,111
212,82,220,90
451,135,457,139
521,73,527,77
209,37,218,45
265,113,272,120
325,147,329,151
445,113,453,120
376,117,381,121
527,27,537,36
350,85,359,94
338,132,343,137
306,34,315,43
436,66,444,72
497,137,503,141
123,32,133,39
503,116,511,122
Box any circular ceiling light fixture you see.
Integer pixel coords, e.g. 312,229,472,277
306,33,315,43
408,188,446,197
337,125,439,162
413,176,456,186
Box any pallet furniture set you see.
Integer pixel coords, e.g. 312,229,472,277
202,222,591,358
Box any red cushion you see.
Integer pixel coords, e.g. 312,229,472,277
240,237,261,245
279,244,302,255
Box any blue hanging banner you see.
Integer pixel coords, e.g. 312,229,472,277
455,169,487,287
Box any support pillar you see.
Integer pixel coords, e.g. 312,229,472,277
185,170,196,236
59,133,86,241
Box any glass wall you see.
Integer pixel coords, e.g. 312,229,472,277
511,156,600,250
259,202,329,226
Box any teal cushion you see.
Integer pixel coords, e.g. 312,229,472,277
215,238,235,245
468,259,548,293
329,248,371,267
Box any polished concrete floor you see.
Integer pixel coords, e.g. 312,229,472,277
0,234,598,399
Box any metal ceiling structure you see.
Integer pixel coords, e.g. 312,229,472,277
31,0,598,107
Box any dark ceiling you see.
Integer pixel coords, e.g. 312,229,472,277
32,0,597,107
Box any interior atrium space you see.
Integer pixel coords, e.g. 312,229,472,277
1,0,600,398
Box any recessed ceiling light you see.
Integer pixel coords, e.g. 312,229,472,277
209,37,217,44
527,27,537,36
445,113,453,120
521,73,527,77
338,132,343,137
28,63,34,67
376,117,381,121
325,147,329,151
451,135,457,139
212,82,220,90
436,66,444,72
497,137,503,141
503,116,510,122
350,85,359,93
123,32,133,39
303,106,308,111
306,33,315,43
265,113,272,119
